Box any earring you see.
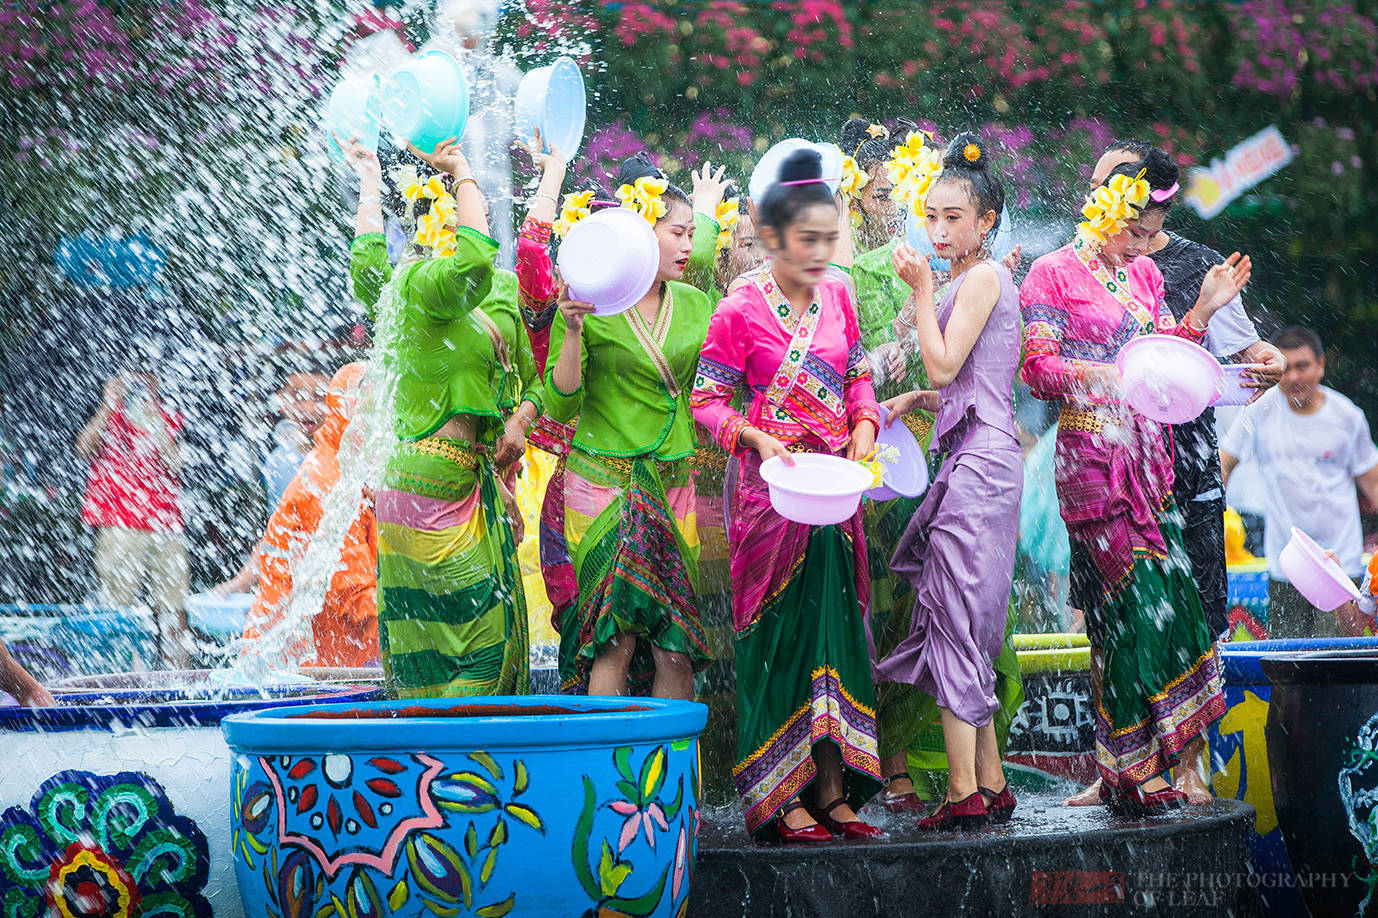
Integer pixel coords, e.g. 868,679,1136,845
977,230,993,262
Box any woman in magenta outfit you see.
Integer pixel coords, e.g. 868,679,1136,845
1019,156,1250,815
692,149,884,843
873,134,1023,830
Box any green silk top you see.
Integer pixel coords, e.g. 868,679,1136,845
545,280,714,460
851,238,931,399
349,229,543,442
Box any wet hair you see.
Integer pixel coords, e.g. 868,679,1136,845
842,117,920,171
1272,325,1323,359
1106,145,1179,214
1107,138,1158,159
757,148,837,235
616,152,690,214
931,132,1005,235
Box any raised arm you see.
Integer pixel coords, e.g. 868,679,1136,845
544,290,594,423
683,162,730,295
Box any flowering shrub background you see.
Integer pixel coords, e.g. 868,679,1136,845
0,0,1375,596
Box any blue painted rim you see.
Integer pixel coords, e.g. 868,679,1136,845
222,695,709,752
1219,637,1378,684
0,685,383,733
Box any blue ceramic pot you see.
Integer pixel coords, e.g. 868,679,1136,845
223,695,707,918
1209,637,1378,916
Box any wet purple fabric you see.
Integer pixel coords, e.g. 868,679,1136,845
874,261,1023,727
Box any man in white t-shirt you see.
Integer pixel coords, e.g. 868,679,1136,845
1221,326,1378,637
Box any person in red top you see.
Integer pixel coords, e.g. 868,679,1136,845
76,365,192,667
239,362,380,668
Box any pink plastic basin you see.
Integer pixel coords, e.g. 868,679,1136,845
1277,526,1361,611
1116,334,1225,424
760,453,872,525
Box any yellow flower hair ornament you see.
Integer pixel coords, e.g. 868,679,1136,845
616,176,669,225
714,198,739,256
1077,168,1151,249
553,189,595,238
886,132,944,217
396,166,459,257
839,155,870,202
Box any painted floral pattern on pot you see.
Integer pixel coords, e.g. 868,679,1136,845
571,743,700,918
230,743,700,917
233,751,546,918
0,769,211,918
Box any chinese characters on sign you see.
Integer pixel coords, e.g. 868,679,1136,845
1184,125,1293,220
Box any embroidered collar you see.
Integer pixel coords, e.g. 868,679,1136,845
625,284,680,397
1072,237,1153,333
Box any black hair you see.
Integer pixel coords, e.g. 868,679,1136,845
616,152,690,214
932,132,1005,235
1272,325,1324,359
1107,138,1158,159
757,148,837,235
1105,145,1179,214
841,117,921,171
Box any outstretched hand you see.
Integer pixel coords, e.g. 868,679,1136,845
1198,252,1252,316
334,134,382,183
691,161,732,215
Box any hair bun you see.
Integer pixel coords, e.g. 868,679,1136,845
617,151,664,187
943,132,989,171
841,118,875,155
778,148,823,185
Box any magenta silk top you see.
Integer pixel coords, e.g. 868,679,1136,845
691,265,881,456
1020,242,1206,405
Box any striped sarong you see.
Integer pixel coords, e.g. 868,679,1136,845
558,449,710,693
376,438,529,698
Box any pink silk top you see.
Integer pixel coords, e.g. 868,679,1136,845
1019,242,1208,588
691,265,881,456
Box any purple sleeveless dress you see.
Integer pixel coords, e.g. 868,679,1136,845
873,259,1023,728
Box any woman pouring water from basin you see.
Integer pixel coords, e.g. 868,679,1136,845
1018,155,1251,816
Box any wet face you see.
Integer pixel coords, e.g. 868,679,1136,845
858,162,899,236
1099,207,1167,266
761,202,840,290
277,372,330,438
726,210,765,278
1090,149,1140,192
924,179,996,265
654,200,695,283
1279,344,1324,406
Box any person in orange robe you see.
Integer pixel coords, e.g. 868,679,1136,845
241,362,380,666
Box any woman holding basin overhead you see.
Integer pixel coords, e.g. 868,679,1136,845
1018,155,1251,815
545,155,715,700
692,148,885,843
339,135,541,699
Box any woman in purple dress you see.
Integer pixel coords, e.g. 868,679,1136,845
874,134,1023,830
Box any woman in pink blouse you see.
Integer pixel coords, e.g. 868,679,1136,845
692,148,884,843
1019,158,1250,816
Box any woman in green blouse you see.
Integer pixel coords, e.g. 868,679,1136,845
546,156,715,698
340,136,540,698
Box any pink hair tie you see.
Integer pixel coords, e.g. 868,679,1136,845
1150,182,1179,202
777,176,840,187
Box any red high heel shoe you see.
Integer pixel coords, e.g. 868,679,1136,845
879,773,927,814
1100,781,1187,818
810,798,885,839
767,800,833,844
979,784,1016,824
917,792,989,831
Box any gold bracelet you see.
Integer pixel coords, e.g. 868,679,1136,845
454,176,480,194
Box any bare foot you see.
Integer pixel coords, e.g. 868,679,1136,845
1065,778,1103,807
883,775,916,800
1173,767,1214,805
